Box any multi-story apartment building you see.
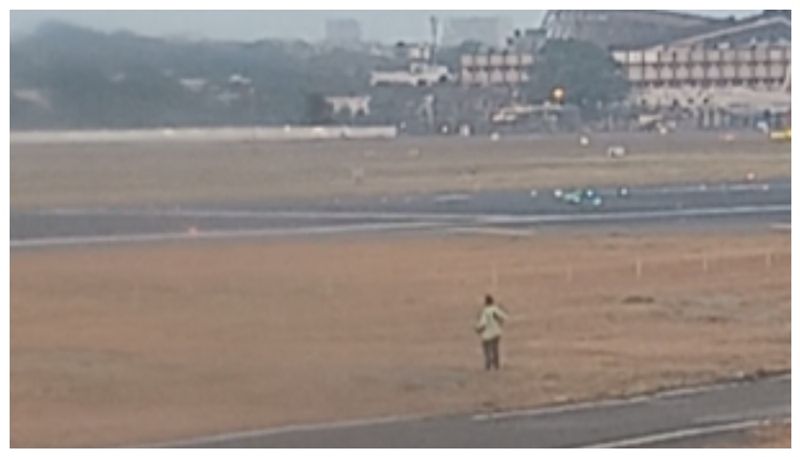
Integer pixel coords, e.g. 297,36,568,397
459,51,534,86
611,14,790,90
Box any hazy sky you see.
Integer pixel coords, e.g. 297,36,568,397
11,10,759,43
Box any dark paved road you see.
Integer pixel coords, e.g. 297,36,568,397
151,374,789,448
10,179,791,247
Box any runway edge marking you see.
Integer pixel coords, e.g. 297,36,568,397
582,417,790,448
15,204,792,248
28,203,790,225
134,414,427,448
471,373,790,422
10,221,449,248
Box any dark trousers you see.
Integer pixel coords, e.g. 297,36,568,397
482,337,501,370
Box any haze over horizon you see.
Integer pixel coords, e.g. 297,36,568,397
11,10,759,44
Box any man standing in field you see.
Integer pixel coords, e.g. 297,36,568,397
475,294,509,371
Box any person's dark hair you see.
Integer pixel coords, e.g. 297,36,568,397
485,294,494,305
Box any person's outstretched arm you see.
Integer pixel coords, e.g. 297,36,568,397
496,305,509,324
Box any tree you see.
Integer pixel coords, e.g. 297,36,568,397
11,22,385,129
304,93,333,125
525,40,629,111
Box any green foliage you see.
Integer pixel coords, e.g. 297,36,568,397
11,22,389,129
304,93,333,125
526,40,629,109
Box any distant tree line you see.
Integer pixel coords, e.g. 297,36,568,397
524,40,630,115
10,22,631,130
10,22,389,130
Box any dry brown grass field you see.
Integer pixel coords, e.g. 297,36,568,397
10,132,790,209
699,421,791,448
745,423,791,447
11,231,789,446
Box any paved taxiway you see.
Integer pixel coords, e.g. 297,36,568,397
10,179,791,248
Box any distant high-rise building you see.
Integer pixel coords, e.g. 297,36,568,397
443,17,511,48
325,18,362,47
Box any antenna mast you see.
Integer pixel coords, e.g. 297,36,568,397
429,16,438,65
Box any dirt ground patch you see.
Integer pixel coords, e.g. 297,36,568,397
10,133,790,209
708,422,791,448
10,230,790,447
745,423,791,447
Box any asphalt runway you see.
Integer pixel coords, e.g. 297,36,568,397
10,178,791,248
149,374,789,448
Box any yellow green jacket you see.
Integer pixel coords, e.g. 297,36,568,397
476,305,509,341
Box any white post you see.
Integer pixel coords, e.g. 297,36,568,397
635,258,643,279
702,254,709,272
